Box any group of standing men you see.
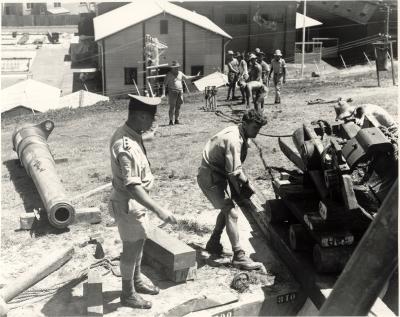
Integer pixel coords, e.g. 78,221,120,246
226,48,287,111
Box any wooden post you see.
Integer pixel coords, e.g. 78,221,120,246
319,181,398,316
374,46,381,87
0,246,74,313
339,54,347,69
389,42,395,85
132,78,140,96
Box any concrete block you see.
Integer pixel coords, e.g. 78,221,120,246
87,267,103,316
19,207,101,230
144,227,196,271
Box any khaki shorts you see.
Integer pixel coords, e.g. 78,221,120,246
109,189,149,242
168,89,184,107
197,165,235,211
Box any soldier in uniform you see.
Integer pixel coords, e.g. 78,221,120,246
162,60,199,125
236,52,249,105
248,54,262,82
268,49,286,104
226,50,239,101
238,80,268,112
197,109,267,270
256,52,270,85
109,95,177,309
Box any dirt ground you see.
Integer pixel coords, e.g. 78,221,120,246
1,64,398,316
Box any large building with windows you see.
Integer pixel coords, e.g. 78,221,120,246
94,0,232,97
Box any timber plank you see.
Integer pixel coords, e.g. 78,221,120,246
144,227,196,272
87,267,103,316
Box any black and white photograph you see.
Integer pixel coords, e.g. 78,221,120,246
0,0,398,316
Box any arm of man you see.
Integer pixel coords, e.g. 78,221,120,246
227,61,239,74
119,153,177,224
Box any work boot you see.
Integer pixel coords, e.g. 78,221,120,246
174,119,180,125
169,120,174,125
135,278,160,295
120,279,152,309
275,97,281,104
205,238,223,256
232,250,262,271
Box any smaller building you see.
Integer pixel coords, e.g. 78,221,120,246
94,0,232,96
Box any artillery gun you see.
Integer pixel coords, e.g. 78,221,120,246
273,115,397,273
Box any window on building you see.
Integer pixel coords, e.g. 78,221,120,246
191,65,204,76
26,3,32,9
54,2,61,7
124,67,137,85
225,14,248,25
5,6,11,14
160,20,168,34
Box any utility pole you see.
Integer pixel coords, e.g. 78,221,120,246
301,0,307,78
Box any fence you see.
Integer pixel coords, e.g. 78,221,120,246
294,42,323,64
2,14,79,27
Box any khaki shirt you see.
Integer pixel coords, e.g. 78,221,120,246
271,58,286,75
202,125,248,176
164,71,185,92
249,63,262,82
110,123,154,197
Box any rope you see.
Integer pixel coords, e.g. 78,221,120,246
230,272,250,293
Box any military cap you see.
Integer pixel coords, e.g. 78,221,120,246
227,50,234,55
274,49,282,56
128,94,160,113
249,53,257,60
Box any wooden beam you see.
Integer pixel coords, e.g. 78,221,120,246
319,181,398,316
143,227,196,282
87,267,103,316
0,246,74,303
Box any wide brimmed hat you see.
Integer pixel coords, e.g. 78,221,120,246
249,53,257,60
128,94,160,113
227,50,234,55
170,60,181,68
274,49,282,56
254,48,261,54
334,100,355,120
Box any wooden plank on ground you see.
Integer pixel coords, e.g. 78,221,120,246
19,207,101,230
87,267,103,316
143,227,196,281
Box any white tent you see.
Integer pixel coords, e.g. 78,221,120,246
296,12,322,29
193,72,228,92
59,90,109,109
1,79,61,113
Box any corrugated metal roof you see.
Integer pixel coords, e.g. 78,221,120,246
94,0,231,41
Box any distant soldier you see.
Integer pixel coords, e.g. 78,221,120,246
238,80,268,112
335,100,396,128
109,95,177,309
256,52,270,85
268,49,287,104
248,54,262,82
162,60,199,125
236,52,249,104
226,50,239,101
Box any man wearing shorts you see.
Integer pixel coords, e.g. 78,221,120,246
197,109,267,270
109,95,177,309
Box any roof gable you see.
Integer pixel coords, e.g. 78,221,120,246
94,0,231,41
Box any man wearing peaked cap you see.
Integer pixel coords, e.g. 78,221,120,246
109,94,177,309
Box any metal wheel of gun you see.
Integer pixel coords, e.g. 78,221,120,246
162,60,199,126
268,50,286,104
197,109,267,270
109,95,177,309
